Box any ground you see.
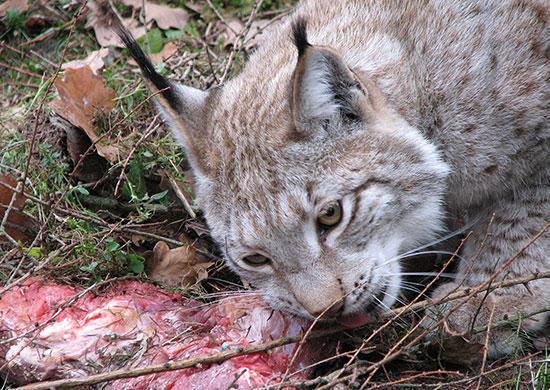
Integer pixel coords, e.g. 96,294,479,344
0,0,548,388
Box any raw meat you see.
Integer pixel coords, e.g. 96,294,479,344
0,278,324,389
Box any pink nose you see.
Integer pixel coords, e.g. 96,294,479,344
307,300,344,318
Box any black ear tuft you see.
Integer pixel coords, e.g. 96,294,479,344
292,17,310,57
95,0,178,108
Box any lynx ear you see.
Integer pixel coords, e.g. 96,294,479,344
103,2,212,176
291,18,368,134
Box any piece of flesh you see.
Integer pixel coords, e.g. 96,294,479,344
0,278,325,389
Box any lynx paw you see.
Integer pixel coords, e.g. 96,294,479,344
422,282,541,358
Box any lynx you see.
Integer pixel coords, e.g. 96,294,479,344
107,0,549,357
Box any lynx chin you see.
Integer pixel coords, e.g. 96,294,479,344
109,0,549,358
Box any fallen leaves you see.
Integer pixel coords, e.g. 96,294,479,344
147,240,213,288
87,1,146,48
0,0,28,17
0,175,35,244
221,18,274,50
120,0,189,30
49,66,119,162
87,0,188,48
61,48,110,75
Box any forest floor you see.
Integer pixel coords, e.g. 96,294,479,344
0,0,548,388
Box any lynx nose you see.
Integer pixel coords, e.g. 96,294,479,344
305,299,344,318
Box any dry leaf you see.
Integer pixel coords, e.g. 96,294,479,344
0,175,35,243
49,66,119,162
150,41,179,63
220,18,274,50
62,48,110,75
184,1,203,14
130,41,179,66
87,1,146,47
147,241,213,288
120,0,189,30
0,0,28,17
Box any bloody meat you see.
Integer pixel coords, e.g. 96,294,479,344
0,278,326,389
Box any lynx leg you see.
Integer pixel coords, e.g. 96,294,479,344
427,183,549,357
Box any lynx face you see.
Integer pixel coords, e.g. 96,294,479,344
119,18,449,325
194,90,449,324
198,133,448,324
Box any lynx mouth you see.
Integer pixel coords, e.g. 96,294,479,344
338,286,387,328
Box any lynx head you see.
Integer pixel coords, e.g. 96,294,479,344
121,18,449,325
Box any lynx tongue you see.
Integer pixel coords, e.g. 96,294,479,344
338,310,371,328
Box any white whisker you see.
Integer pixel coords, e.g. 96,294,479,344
376,250,466,270
399,220,479,258
387,272,457,279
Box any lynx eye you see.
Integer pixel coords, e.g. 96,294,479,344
317,200,342,229
242,254,270,267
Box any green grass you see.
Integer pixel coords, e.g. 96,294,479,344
2,1,545,388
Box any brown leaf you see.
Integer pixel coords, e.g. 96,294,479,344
120,0,189,30
220,18,274,50
147,241,213,288
150,41,179,64
49,66,119,162
62,48,110,75
0,0,28,17
87,1,146,48
0,175,35,243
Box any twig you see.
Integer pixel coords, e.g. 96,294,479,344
476,302,496,390
16,327,340,389
0,61,43,79
166,172,196,218
219,0,265,84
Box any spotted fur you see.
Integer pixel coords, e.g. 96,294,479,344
120,0,549,357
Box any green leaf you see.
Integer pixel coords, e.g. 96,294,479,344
138,28,164,54
81,261,98,273
73,185,90,196
165,29,184,41
128,254,145,274
149,190,168,201
27,247,42,258
105,238,120,252
122,159,147,201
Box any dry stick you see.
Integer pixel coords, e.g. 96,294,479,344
369,228,549,388
369,369,463,389
0,178,213,258
392,223,549,317
0,243,78,296
20,1,87,196
476,303,496,390
326,233,472,386
328,225,548,388
0,61,43,79
22,21,73,47
166,173,196,218
16,327,340,390
205,0,239,36
358,318,427,390
219,0,265,84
